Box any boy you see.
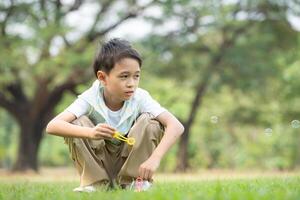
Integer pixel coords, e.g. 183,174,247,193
46,38,184,192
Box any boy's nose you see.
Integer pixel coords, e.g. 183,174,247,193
126,79,135,87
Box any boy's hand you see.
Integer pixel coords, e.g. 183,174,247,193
138,155,161,180
88,124,115,140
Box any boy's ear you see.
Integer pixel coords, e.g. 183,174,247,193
97,71,107,85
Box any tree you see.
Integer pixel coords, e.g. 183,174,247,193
140,0,300,171
0,0,157,172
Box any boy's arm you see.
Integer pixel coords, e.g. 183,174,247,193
152,111,184,159
138,111,184,180
46,111,92,138
46,111,115,139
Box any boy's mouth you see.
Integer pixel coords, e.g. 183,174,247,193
125,91,134,96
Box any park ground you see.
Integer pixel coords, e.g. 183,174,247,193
0,168,299,200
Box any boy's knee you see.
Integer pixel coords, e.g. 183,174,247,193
136,113,153,123
137,113,164,139
71,115,95,127
64,137,82,148
65,116,94,146
146,119,164,140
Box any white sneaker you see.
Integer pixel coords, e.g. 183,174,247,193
73,185,96,193
129,180,152,192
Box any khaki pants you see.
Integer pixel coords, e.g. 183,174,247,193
64,113,164,187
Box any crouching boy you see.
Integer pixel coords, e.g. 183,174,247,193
46,38,184,192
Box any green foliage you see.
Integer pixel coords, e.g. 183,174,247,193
283,61,300,98
0,110,18,169
140,74,193,120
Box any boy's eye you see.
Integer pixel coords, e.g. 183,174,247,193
119,74,140,79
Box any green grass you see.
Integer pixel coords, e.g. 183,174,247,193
0,177,300,200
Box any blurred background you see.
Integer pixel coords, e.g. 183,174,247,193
0,0,300,174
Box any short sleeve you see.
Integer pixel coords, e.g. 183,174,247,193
140,91,167,118
65,98,91,118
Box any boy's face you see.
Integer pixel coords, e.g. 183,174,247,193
98,57,141,102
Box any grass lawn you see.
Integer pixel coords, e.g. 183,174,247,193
0,176,300,200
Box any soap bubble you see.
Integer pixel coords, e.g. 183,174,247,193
291,120,300,129
264,128,272,136
210,116,218,124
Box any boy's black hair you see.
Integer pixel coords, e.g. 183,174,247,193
93,38,142,76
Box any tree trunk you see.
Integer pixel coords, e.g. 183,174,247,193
12,120,44,172
5,71,87,172
175,49,227,172
174,26,242,170
175,78,209,172
176,126,189,171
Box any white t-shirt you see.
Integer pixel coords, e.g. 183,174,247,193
107,108,122,128
66,89,166,126
66,80,166,141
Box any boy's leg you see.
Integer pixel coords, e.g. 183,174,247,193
64,116,110,187
117,113,164,185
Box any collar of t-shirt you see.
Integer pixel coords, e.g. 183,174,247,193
78,80,136,128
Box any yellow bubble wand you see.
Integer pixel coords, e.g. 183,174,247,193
113,131,135,146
